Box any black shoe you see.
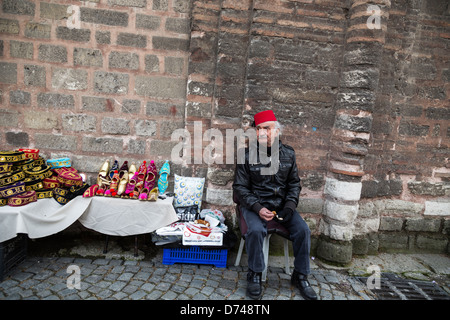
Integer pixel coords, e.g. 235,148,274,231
291,270,318,300
247,269,262,300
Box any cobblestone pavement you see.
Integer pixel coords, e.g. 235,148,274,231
0,254,375,301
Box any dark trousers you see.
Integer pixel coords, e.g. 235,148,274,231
242,207,311,275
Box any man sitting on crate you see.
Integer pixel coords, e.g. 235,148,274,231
232,109,317,300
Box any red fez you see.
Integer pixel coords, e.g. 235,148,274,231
254,110,277,126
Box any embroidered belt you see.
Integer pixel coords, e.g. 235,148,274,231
0,181,26,198
0,170,26,186
24,178,44,192
57,171,83,187
18,148,40,160
43,176,60,189
47,158,71,169
0,198,7,206
0,163,12,175
36,188,53,199
24,165,52,180
0,151,26,163
8,191,37,207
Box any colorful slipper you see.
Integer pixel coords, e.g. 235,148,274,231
148,187,158,201
83,184,99,198
97,160,110,186
123,171,138,198
105,170,119,197
116,161,129,197
108,160,119,179
157,160,170,194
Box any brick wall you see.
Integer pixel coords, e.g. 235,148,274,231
0,0,448,262
0,0,191,179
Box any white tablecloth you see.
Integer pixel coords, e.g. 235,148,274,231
78,196,178,236
0,196,178,242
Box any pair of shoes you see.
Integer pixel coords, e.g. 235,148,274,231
246,269,262,300
139,160,158,200
291,269,318,300
115,161,131,197
83,184,98,198
157,160,170,194
131,161,147,199
122,163,137,198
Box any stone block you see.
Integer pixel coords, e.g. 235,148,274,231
146,101,184,117
80,8,128,27
109,52,139,70
406,218,441,232
378,232,409,252
10,90,30,105
297,198,323,214
35,133,77,151
408,181,446,196
0,109,19,127
74,48,103,67
122,99,141,114
25,22,51,39
135,120,157,136
24,112,58,130
425,107,450,120
149,140,180,157
5,132,29,146
415,234,448,253
206,188,233,206
0,18,20,34
62,114,96,132
379,216,403,231
324,177,362,202
152,36,189,51
160,120,184,137
334,114,372,133
319,219,353,241
117,33,147,48
108,0,147,7
52,68,87,91
82,96,115,112
2,0,35,16
316,236,352,265
0,62,17,84
381,199,424,216
323,200,358,224
153,0,168,11
136,14,161,30
56,26,90,42
145,55,159,72
82,137,123,154
24,65,46,87
207,167,234,186
101,117,130,135
39,44,67,63
94,71,128,94
398,121,429,137
96,31,111,44
40,2,70,20
165,17,190,34
424,200,450,216
135,76,186,99
37,92,74,109
165,57,184,75
10,41,33,59
341,69,379,90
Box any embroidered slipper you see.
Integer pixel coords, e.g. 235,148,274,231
108,160,119,179
105,170,119,197
123,171,138,198
83,184,99,198
97,160,110,186
157,160,170,194
148,187,158,201
116,161,129,197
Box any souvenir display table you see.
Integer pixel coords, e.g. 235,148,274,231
0,196,178,243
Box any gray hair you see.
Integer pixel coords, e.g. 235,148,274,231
275,121,283,135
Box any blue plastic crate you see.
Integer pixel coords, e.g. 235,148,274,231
162,246,227,268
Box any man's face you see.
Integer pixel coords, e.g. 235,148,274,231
256,121,279,146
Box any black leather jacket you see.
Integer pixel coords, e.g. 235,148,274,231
232,141,301,213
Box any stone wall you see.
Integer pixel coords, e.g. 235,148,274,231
0,0,448,263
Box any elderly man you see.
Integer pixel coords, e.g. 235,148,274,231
233,110,317,300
